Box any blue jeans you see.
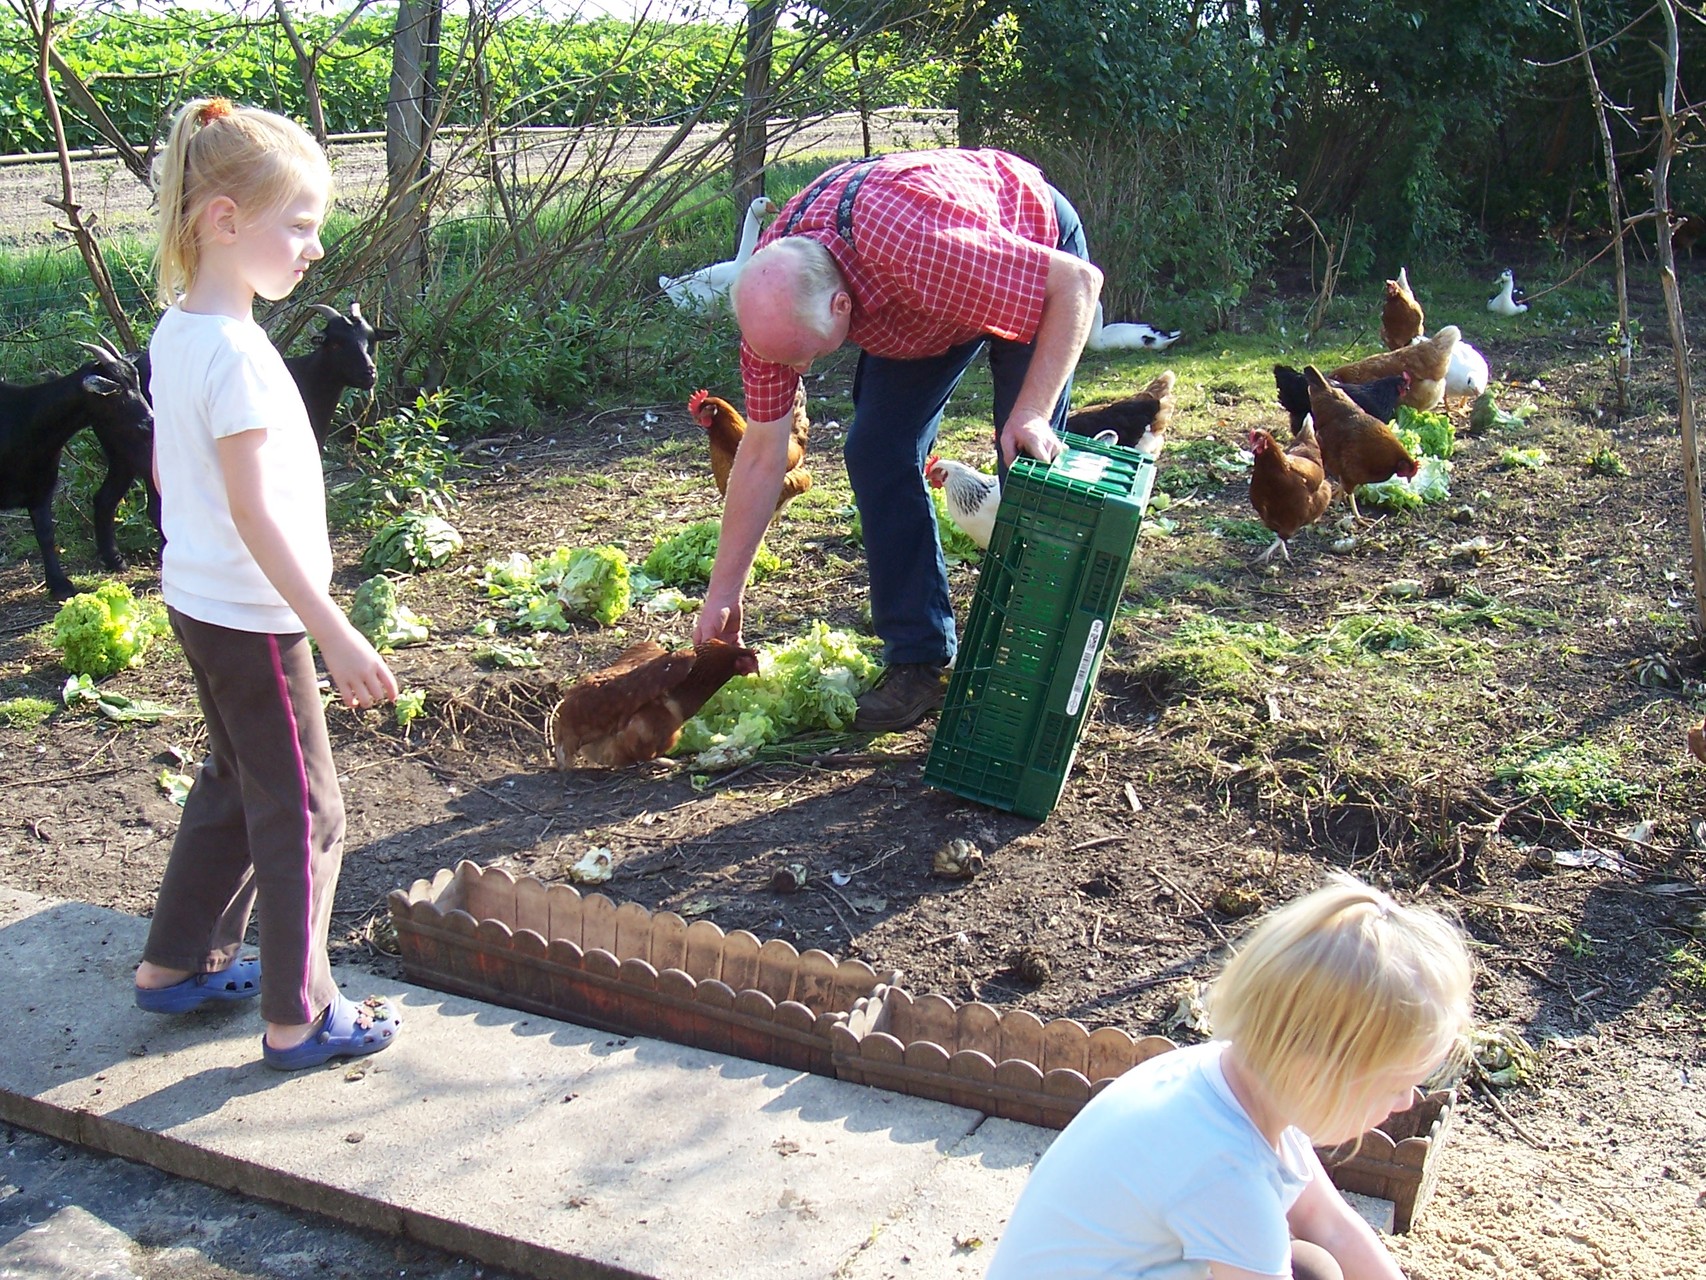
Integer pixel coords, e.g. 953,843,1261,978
844,185,1089,666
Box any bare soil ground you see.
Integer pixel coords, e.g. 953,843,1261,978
2,137,1704,1276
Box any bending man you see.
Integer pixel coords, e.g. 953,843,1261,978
693,148,1101,732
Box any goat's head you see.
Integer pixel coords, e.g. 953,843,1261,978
75,340,152,433
306,302,398,391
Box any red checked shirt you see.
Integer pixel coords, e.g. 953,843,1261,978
739,149,1059,423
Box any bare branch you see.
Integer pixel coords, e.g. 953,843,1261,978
25,0,139,346
1649,0,1706,643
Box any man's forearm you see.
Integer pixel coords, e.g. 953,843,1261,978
704,416,792,603
1009,250,1102,426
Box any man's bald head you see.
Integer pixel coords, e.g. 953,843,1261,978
732,237,852,372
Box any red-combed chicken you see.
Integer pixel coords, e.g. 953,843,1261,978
1304,366,1418,520
1065,369,1175,459
688,387,811,514
1248,424,1332,565
1330,325,1459,411
1380,267,1424,350
546,639,760,769
926,455,1000,550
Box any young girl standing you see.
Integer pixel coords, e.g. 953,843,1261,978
985,874,1474,1280
130,98,402,1071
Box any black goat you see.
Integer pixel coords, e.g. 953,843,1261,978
290,301,399,451
1,339,151,599
91,301,397,564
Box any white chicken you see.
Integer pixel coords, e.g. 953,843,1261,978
1487,269,1528,316
660,195,777,313
1086,301,1180,351
926,455,1000,551
1445,339,1489,402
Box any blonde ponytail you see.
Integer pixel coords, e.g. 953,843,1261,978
152,98,329,307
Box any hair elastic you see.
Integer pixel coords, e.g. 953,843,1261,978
196,98,235,127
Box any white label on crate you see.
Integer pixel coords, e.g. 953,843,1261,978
1065,619,1104,716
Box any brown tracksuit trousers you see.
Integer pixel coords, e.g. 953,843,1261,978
142,609,344,1025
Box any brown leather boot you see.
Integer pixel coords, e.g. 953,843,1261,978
853,663,946,732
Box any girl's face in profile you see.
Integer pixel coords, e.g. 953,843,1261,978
230,180,328,302
1314,1052,1441,1147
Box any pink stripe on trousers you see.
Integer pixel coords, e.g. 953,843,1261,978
265,633,317,1019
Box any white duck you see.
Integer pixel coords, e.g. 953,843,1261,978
1086,301,1181,351
660,195,777,312
1487,269,1528,316
926,455,1000,550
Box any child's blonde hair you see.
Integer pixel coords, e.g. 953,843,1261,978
152,98,330,306
1207,872,1473,1140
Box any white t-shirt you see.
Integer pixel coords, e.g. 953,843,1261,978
984,1041,1315,1280
150,307,332,634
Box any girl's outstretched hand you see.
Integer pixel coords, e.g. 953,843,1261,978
319,620,399,710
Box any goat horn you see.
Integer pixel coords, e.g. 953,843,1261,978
75,339,126,368
83,333,125,361
307,303,343,320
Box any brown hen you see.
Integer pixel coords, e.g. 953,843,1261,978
688,387,811,514
1064,369,1175,458
1331,325,1459,411
1304,366,1418,520
1248,424,1332,564
1380,268,1424,350
546,639,760,769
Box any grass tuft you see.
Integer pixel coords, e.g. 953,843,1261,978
1495,740,1641,816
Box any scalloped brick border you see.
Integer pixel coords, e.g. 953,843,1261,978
388,861,899,1075
829,984,1453,1231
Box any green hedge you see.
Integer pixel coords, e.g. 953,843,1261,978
0,9,952,155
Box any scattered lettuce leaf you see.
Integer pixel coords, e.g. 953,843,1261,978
394,688,427,728
158,768,193,806
51,581,167,678
1396,404,1455,459
557,546,631,626
1500,446,1549,471
360,511,463,574
348,576,430,650
674,623,883,768
642,587,698,615
61,672,180,722
1470,389,1534,431
480,545,632,630
1359,456,1453,511
644,522,780,587
474,640,541,669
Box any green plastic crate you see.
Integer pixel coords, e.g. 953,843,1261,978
924,433,1155,819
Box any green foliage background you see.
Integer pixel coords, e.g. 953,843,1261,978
0,8,952,154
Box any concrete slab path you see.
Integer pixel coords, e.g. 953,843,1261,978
0,888,1045,1280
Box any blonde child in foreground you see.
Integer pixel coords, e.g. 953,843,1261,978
130,98,402,1070
985,873,1473,1280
